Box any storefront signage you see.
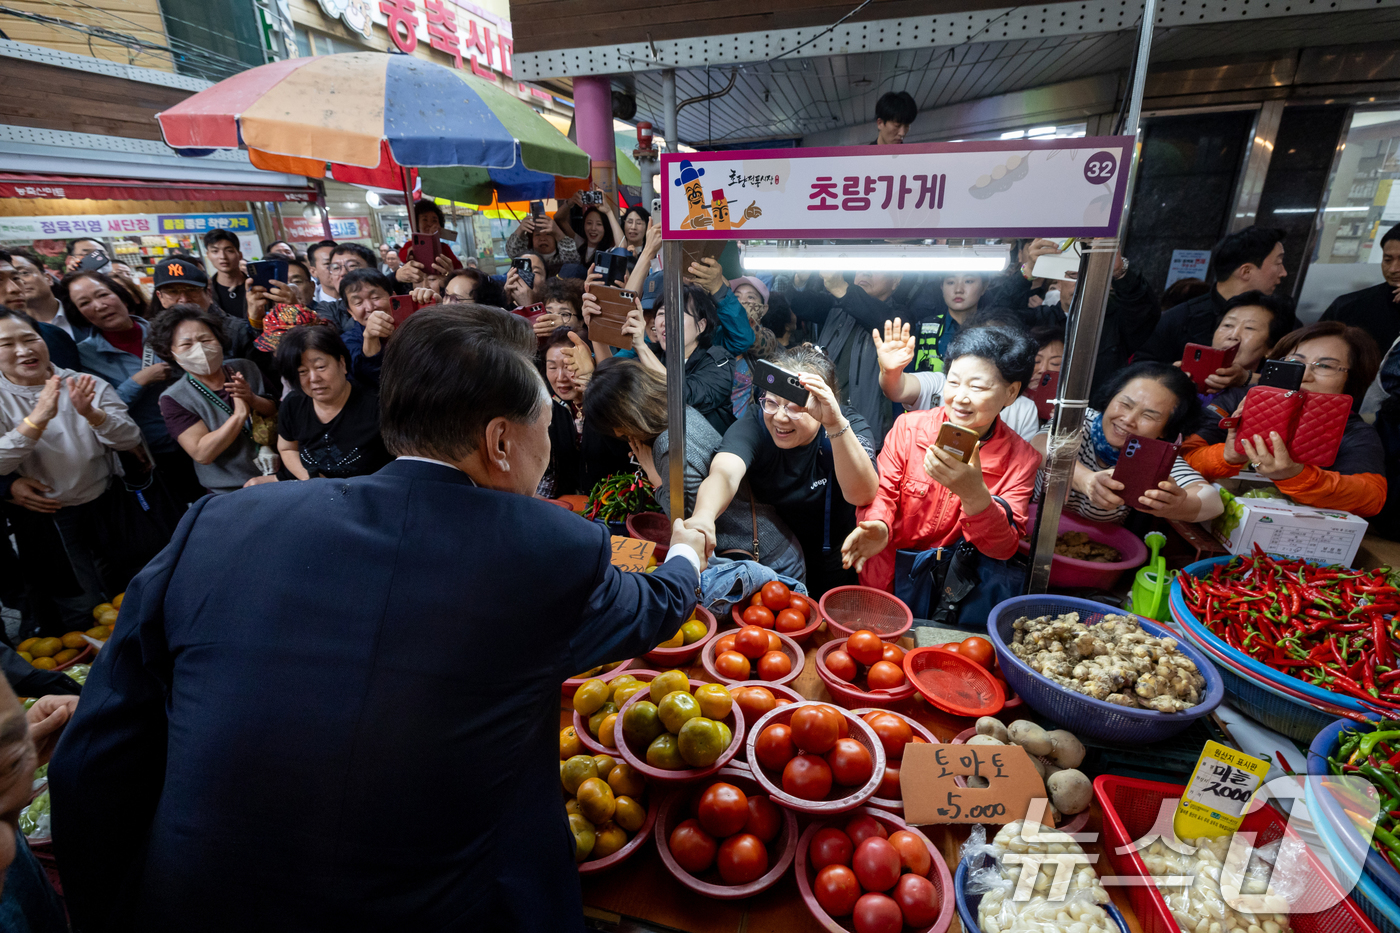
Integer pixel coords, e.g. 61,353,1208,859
660,138,1134,240
0,214,157,238
282,216,372,242
156,213,255,234
315,0,512,78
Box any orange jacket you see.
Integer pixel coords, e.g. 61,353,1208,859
1182,434,1388,518
858,408,1042,591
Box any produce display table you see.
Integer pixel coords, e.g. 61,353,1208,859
565,627,1150,933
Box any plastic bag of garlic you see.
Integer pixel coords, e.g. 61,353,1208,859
1138,833,1296,933
964,820,1120,933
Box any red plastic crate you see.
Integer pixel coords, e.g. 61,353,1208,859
1094,774,1377,933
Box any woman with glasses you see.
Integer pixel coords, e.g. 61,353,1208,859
1035,361,1223,524
1182,321,1386,516
686,344,879,595
532,277,585,341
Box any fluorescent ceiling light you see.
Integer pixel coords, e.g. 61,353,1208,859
1000,130,1025,139
1027,126,1057,137
742,244,1008,273
1273,206,1370,214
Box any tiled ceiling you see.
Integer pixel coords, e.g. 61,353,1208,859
615,8,1400,146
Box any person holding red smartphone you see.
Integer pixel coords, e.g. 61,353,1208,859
1176,291,1293,399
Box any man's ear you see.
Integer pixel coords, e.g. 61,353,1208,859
484,416,511,472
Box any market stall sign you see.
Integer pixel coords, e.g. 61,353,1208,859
610,536,656,573
314,0,513,78
0,173,315,203
659,138,1133,241
282,216,372,242
901,741,1046,826
156,213,255,235
1173,740,1268,839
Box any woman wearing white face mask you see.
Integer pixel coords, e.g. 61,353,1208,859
151,304,278,494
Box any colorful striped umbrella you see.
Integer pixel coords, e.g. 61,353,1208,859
156,52,590,206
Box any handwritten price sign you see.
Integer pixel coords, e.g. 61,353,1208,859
610,536,656,573
901,742,1046,826
1174,740,1268,839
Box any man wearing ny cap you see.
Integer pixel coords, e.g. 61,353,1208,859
147,258,256,363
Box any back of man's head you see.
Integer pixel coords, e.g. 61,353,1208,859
1213,226,1285,283
379,304,544,462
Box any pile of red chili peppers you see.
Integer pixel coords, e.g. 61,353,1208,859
1179,545,1400,707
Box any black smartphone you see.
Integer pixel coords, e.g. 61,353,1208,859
246,259,288,291
511,257,535,288
1259,359,1306,391
529,200,546,219
594,251,634,285
76,249,111,274
581,190,604,205
753,359,810,407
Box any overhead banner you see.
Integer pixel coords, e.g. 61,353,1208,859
660,137,1134,240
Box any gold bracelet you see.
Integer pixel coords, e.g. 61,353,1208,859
22,416,44,432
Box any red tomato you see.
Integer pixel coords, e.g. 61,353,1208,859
754,723,797,771
861,710,887,726
744,795,782,843
876,761,901,799
668,818,718,875
734,625,770,660
789,593,813,619
852,836,901,892
866,660,906,691
813,864,862,917
742,605,776,629
790,706,840,754
822,705,850,739
941,642,959,654
715,650,752,680
716,833,769,885
775,697,792,707
751,593,765,607
731,685,776,722
844,813,888,846
775,608,806,633
959,636,995,669
881,642,905,665
697,782,750,837
760,580,791,611
781,753,833,800
845,630,884,666
887,830,932,877
826,737,874,787
715,633,737,655
893,872,941,926
826,649,858,682
868,713,913,761
852,892,904,933
766,631,783,652
758,650,792,681
808,827,853,871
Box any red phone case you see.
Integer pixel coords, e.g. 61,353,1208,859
1112,434,1180,511
1179,343,1238,392
1027,371,1059,421
410,233,439,269
1223,386,1352,467
389,296,418,325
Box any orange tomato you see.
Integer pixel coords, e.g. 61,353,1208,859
760,581,791,611
958,636,995,669
845,630,883,666
881,642,905,665
758,650,792,681
742,606,776,629
715,650,752,680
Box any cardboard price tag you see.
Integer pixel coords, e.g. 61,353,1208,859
1173,740,1268,839
900,742,1046,826
610,535,656,573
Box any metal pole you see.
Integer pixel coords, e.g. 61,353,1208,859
663,70,678,151
662,240,687,522
638,153,657,211
1025,0,1158,594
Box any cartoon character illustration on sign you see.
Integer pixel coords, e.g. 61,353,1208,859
709,189,762,230
674,160,711,229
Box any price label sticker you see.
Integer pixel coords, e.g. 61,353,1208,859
610,535,656,573
1174,740,1269,839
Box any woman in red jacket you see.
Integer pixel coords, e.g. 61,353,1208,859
842,325,1042,591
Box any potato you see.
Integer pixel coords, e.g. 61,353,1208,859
1046,729,1085,769
975,717,1009,743
1007,720,1053,756
1047,768,1092,815
967,734,1004,746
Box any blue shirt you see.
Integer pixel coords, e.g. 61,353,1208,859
340,321,382,388
76,317,177,453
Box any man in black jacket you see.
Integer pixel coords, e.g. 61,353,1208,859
1322,222,1400,357
1135,226,1292,365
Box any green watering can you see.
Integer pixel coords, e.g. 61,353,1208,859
1130,531,1171,622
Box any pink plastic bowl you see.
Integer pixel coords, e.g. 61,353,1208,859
730,597,824,645
613,676,746,784
795,806,955,933
654,765,800,898
572,669,660,756
1016,508,1148,590
625,511,671,559
847,708,939,813
577,782,660,875
815,639,916,709
744,701,886,814
819,586,914,641
702,628,804,688
645,606,718,667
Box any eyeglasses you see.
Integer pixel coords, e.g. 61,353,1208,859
1283,355,1349,375
759,395,807,418
329,262,364,274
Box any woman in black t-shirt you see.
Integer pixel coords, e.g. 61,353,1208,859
271,326,391,480
688,344,879,595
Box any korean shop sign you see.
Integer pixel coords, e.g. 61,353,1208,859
659,138,1133,240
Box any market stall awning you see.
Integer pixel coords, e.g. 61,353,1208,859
0,173,315,203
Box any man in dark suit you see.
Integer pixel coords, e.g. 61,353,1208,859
1322,222,1400,358
47,304,704,932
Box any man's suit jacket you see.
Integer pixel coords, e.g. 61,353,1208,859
48,459,698,932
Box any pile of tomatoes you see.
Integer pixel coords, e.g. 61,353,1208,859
730,684,795,720
560,752,648,864
754,704,876,801
739,581,814,635
807,813,941,931
826,630,908,693
714,624,793,682
616,670,735,770
859,711,925,802
667,781,784,885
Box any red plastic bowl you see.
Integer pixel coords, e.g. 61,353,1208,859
701,628,804,688
744,701,886,814
613,676,746,784
562,658,641,699
730,598,824,645
625,511,671,560
814,639,916,708
819,586,913,641
645,606,718,666
1016,507,1147,590
902,647,1004,717
52,644,94,672
654,765,799,898
572,669,660,756
577,781,660,875
795,806,955,933
848,708,939,813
